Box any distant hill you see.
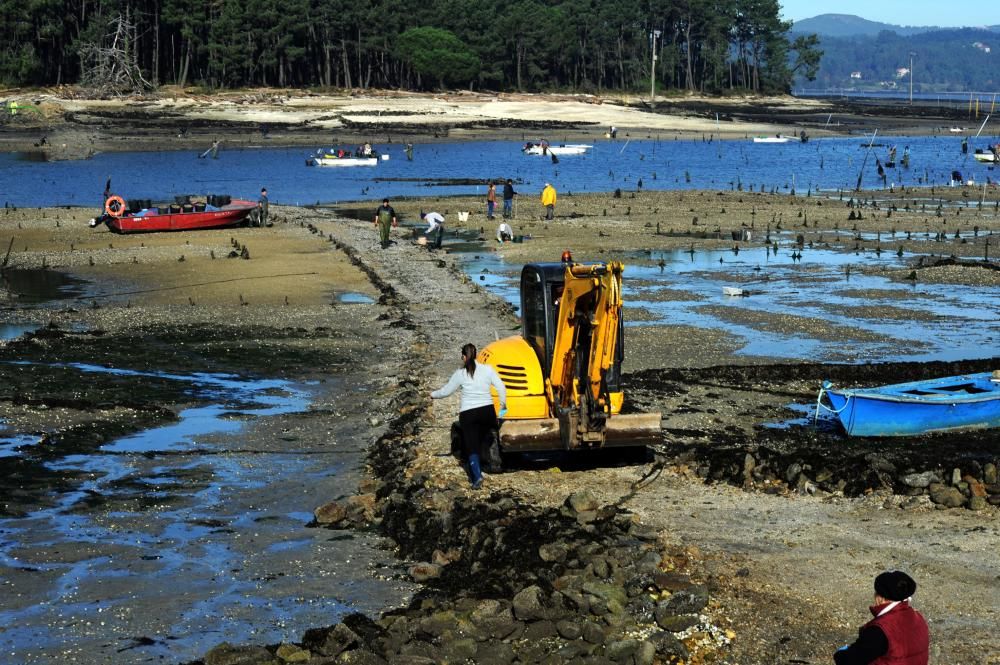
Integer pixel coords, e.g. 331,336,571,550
790,13,1000,38
794,27,998,91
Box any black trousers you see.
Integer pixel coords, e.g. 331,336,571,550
458,404,497,460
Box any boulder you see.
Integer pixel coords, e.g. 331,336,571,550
930,486,966,508
900,471,939,489
565,490,599,514
204,643,273,665
408,562,442,583
512,585,547,621
659,586,709,615
648,631,690,661
605,639,640,662
984,463,997,485
969,496,988,511
313,500,348,526
655,611,700,633
275,643,310,663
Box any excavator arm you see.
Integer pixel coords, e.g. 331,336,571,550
549,261,623,416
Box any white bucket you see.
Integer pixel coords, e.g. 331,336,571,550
457,211,470,222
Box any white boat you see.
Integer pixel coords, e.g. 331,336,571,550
722,286,747,296
306,149,379,167
949,127,965,133
522,143,592,156
752,136,792,144
973,150,998,163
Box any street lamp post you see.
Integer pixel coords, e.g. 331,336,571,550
909,52,915,105
650,29,661,102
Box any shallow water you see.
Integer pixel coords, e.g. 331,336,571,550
1,268,86,303
0,362,410,664
453,240,1000,363
2,134,997,207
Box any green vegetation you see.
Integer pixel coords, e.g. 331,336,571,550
0,0,819,94
797,29,998,91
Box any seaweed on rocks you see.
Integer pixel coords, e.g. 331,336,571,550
626,358,1000,507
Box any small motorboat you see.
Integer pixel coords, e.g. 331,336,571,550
752,136,792,144
816,371,1000,437
307,147,379,166
973,149,998,163
91,194,259,234
522,142,592,156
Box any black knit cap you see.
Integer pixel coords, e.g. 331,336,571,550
874,571,917,601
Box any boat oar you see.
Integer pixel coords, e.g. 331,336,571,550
855,129,878,192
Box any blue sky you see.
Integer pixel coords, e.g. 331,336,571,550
780,0,1000,27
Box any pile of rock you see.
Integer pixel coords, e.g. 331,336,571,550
901,464,999,511
201,490,717,665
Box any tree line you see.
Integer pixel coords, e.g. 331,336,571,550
1,0,821,95
795,29,997,92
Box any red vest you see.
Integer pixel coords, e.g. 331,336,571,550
865,602,929,665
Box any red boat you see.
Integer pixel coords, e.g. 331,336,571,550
91,195,260,234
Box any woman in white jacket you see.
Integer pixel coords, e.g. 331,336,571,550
431,343,507,489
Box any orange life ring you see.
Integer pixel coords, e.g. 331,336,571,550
105,195,126,217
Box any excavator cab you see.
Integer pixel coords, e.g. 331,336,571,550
478,259,661,458
520,262,623,400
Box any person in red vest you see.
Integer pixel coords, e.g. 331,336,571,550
834,570,929,665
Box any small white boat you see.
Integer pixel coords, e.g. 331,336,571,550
752,136,792,144
722,286,747,297
306,149,379,167
522,143,592,156
973,150,998,163
949,127,965,133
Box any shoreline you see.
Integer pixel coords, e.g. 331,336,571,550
1,89,989,159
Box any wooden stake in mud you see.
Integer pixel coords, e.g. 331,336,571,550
2,236,13,269
855,129,878,192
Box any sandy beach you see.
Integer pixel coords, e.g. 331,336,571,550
0,88,982,160
1,90,999,664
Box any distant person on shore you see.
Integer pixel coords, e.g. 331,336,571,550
502,179,516,218
258,187,269,226
405,143,414,161
496,221,513,243
961,137,968,154
486,182,497,220
373,198,397,248
541,182,557,220
430,343,507,490
834,570,928,665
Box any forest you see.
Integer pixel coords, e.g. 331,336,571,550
0,0,821,95
796,29,998,91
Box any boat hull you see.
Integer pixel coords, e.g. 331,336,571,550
752,137,791,143
824,373,1000,437
308,156,378,166
106,200,257,234
523,144,591,155
973,152,997,163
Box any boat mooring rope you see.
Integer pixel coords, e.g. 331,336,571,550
814,381,852,424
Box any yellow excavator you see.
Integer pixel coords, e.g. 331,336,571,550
471,256,662,469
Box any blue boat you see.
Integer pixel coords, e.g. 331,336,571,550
817,372,1000,437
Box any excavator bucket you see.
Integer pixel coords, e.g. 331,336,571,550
499,412,663,452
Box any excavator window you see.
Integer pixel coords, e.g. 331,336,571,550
521,270,547,368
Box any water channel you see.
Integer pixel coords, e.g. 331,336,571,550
0,360,413,664
2,134,998,208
